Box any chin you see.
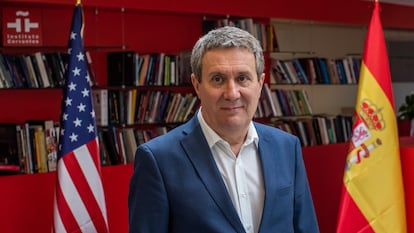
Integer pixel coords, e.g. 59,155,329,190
222,118,249,128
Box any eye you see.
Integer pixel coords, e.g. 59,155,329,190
237,75,251,85
211,75,224,84
238,75,248,82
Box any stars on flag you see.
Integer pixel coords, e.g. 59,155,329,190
58,21,96,156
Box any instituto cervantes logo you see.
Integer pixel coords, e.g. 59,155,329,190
2,7,43,46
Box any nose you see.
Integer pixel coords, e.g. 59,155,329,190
223,79,240,100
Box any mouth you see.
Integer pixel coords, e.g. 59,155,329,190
221,106,243,111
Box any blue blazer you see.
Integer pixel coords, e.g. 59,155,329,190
128,115,319,233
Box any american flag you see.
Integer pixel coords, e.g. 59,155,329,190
53,2,109,233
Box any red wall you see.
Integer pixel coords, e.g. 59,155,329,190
0,164,132,233
3,0,414,29
0,142,413,233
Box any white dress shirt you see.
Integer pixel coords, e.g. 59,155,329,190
197,110,265,233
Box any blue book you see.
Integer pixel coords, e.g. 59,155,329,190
335,60,347,84
318,59,330,84
292,59,310,84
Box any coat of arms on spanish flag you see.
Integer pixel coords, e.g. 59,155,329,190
336,1,407,232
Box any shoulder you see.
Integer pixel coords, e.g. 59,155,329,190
142,115,200,148
253,121,300,149
254,121,296,139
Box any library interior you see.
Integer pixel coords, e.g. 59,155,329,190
1,0,414,232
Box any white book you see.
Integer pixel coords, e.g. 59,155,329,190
170,58,177,86
122,128,137,163
23,55,39,88
263,84,277,117
296,120,309,147
148,91,161,123
92,89,108,126
34,52,50,88
270,91,283,116
317,116,330,145
183,96,198,121
157,53,165,86
341,58,353,84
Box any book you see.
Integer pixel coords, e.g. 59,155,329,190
44,120,58,172
174,93,193,122
107,51,137,86
318,59,331,84
316,116,330,145
23,55,40,88
147,91,162,123
156,92,172,122
3,55,26,88
311,58,324,84
292,59,309,84
92,89,109,126
138,54,150,86
182,96,198,122
25,120,54,173
295,120,309,147
33,126,48,173
179,50,192,85
115,127,127,164
0,54,14,88
155,53,165,86
302,117,318,146
14,55,32,87
261,84,276,117
270,90,283,117
335,59,347,84
275,89,291,116
165,93,181,123
169,55,178,86
270,58,290,84
108,90,125,125
121,128,137,163
99,127,121,165
85,51,97,86
280,60,299,84
34,52,51,88
326,58,340,84
0,123,22,174
126,89,138,125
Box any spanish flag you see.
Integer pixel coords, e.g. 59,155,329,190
336,1,407,232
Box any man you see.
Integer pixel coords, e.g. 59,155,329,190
128,26,319,233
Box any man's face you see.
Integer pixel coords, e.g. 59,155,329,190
191,47,264,134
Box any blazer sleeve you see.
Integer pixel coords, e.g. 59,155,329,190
128,144,169,233
293,139,320,233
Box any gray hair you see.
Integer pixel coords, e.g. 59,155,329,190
190,26,264,82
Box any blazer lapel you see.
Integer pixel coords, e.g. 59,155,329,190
180,117,245,233
255,126,279,231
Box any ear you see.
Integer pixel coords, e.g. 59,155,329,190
191,73,200,95
259,73,265,88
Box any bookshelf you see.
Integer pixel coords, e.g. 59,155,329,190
270,19,414,116
2,0,414,232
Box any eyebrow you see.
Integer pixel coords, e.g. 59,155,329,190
208,70,252,77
